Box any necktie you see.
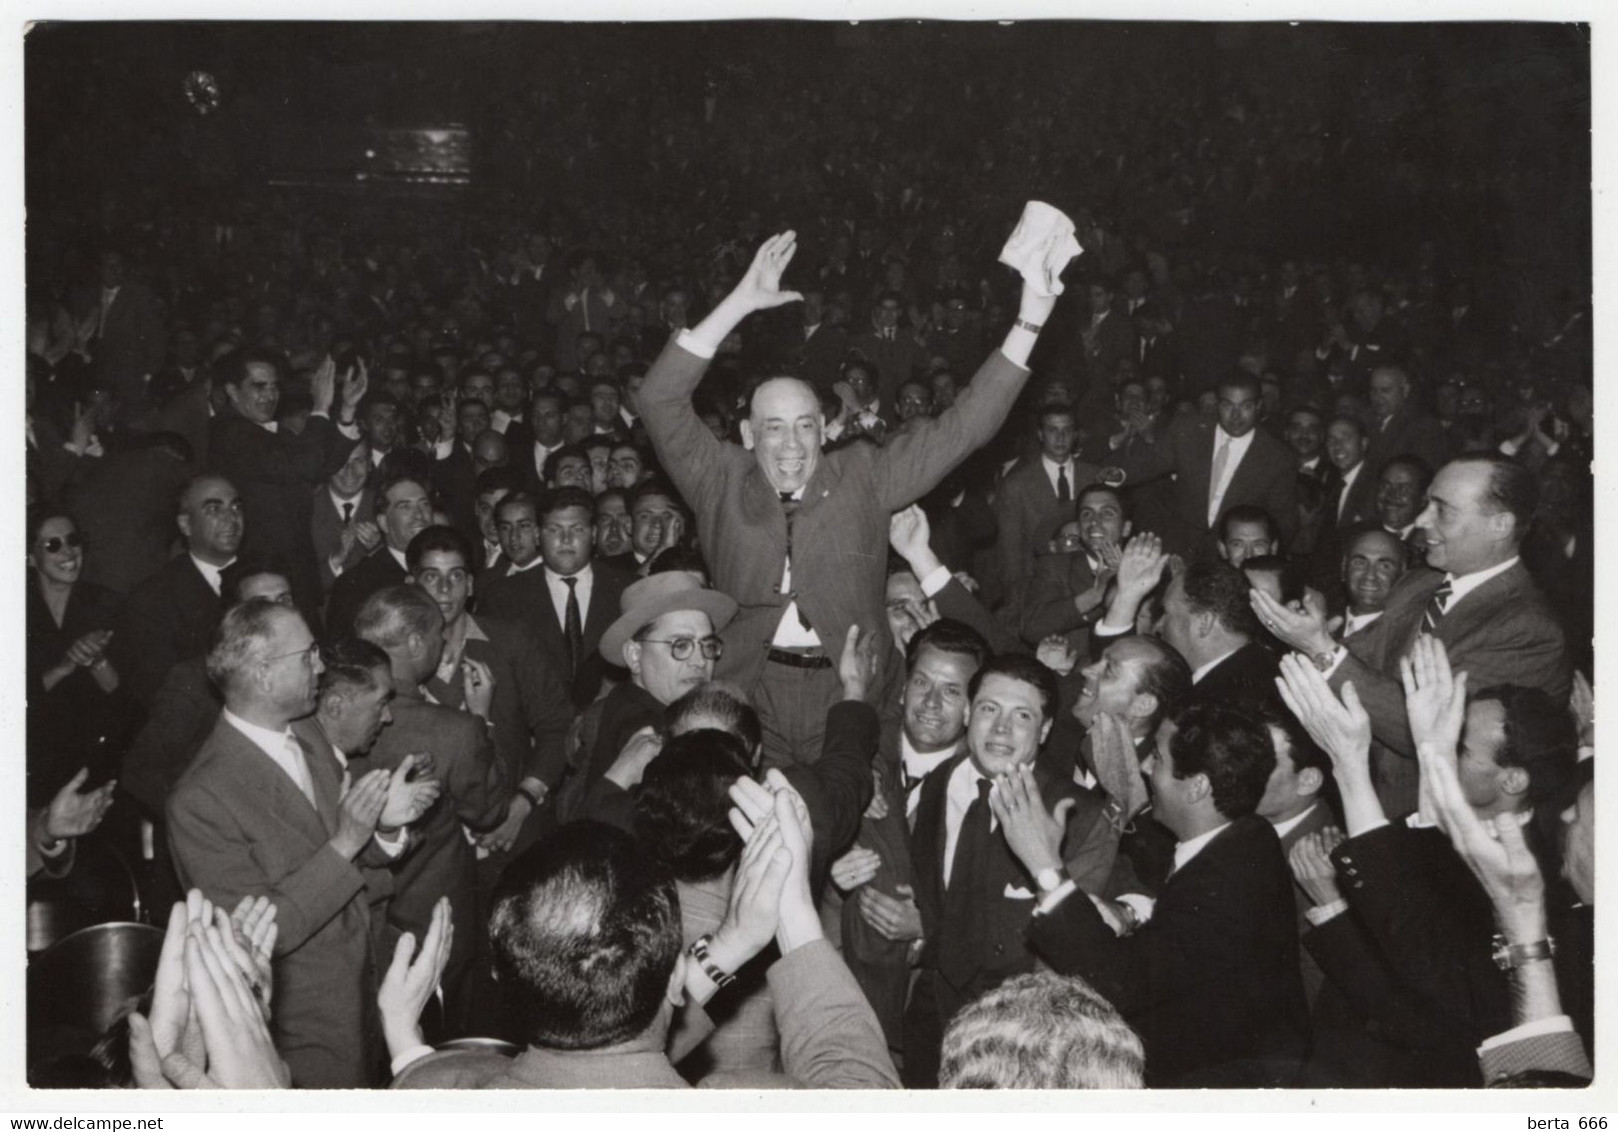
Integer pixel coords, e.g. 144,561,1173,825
1330,477,1347,524
562,576,583,678
282,735,317,809
341,500,354,524
1208,435,1232,522
939,779,995,989
1421,580,1453,634
581,288,591,332
1057,464,1071,504
779,490,799,516
780,493,811,629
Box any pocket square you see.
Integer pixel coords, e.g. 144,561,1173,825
1003,883,1035,900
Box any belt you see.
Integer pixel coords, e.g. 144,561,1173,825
767,646,834,670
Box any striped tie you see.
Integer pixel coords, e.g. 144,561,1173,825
1422,580,1453,634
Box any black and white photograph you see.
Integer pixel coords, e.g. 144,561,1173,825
14,8,1601,1106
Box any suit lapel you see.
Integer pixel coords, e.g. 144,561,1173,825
210,719,329,843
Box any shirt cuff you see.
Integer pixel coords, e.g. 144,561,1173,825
1305,898,1350,926
1095,619,1132,637
1032,878,1077,917
676,329,716,360
433,439,454,460
1498,437,1522,457
335,419,361,440
36,835,69,859
917,565,952,598
310,410,331,421
373,828,407,857
1478,1015,1574,1054
390,1044,436,1078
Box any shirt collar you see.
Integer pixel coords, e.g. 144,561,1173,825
507,554,545,575
189,554,234,595
388,545,409,572
1271,803,1319,842
221,708,294,761
1445,556,1520,606
544,562,590,583
1191,645,1240,684
1173,820,1232,873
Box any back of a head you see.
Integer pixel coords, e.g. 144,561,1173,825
633,729,753,882
354,584,442,652
205,598,291,698
1130,636,1194,733
489,822,681,1051
1180,558,1262,640
941,971,1144,1089
664,681,762,756
1167,701,1275,821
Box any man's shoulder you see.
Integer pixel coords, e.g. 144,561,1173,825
127,554,206,603
391,1049,516,1090
170,718,252,801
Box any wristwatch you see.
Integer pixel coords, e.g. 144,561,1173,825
516,783,547,809
1492,933,1556,971
1035,864,1070,894
1309,645,1345,673
689,934,736,989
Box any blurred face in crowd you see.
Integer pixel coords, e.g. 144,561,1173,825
412,372,441,406
585,353,614,381
461,371,496,409
743,378,824,495
1215,382,1260,439
585,446,612,494
30,516,84,587
476,487,511,545
1116,381,1149,421
1087,284,1113,316
564,404,595,444
531,395,565,447
179,475,245,565
967,672,1052,778
361,400,402,452
1368,368,1409,421
895,381,932,423
1342,528,1405,615
1285,410,1324,462
622,371,646,418
1218,519,1274,568
1145,376,1170,415
594,495,633,558
903,643,976,753
886,571,938,653
226,360,281,424
414,548,473,627
497,500,544,568
873,296,902,332
538,503,592,575
608,446,644,490
1325,419,1366,472
380,479,433,552
1415,461,1515,575
457,400,491,448
1074,637,1156,733
942,297,968,332
627,610,717,704
382,367,412,404
631,491,678,558
99,251,127,290
843,363,876,407
931,371,958,410
237,571,294,606
495,369,528,413
551,453,592,491
1037,411,1078,464
591,382,622,427
330,441,372,498
1377,463,1425,530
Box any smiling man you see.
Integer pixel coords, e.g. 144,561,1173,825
641,230,1062,768
1021,482,1131,650
326,471,435,637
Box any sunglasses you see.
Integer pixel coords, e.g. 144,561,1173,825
39,533,86,554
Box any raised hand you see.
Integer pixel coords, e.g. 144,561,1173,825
461,657,495,720
1399,634,1468,760
354,519,383,552
604,726,664,791
310,356,338,415
830,845,882,893
838,623,882,702
340,357,369,410
378,897,454,1061
857,884,922,943
332,769,389,859
1275,656,1372,782
989,764,1073,877
1114,532,1168,602
183,921,291,1087
888,504,932,563
862,769,889,821
45,767,115,841
710,811,792,974
380,753,442,830
219,898,277,1012
1251,586,1335,657
732,232,805,312
1036,635,1078,676
1288,828,1347,908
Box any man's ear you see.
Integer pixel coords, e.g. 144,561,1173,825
1215,541,1231,563
738,420,756,451
1039,717,1054,746
1195,610,1217,640
623,639,642,676
1488,512,1515,542
177,513,193,541
1121,520,1134,540
1128,692,1158,726
1186,772,1212,805
1298,766,1324,799
1499,765,1530,801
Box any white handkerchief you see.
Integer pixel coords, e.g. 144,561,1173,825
998,201,1085,297
1003,883,1036,900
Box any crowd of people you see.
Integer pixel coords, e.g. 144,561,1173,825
24,25,1594,1092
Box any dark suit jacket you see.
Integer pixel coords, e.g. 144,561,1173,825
1113,417,1298,556
849,330,919,406
477,562,632,708
793,323,851,392
910,752,1115,1004
325,547,407,640
1329,561,1568,816
1020,549,1106,650
1275,802,1336,1008
65,446,190,596
311,485,375,593
642,339,1028,703
92,281,166,412
989,457,1103,620
421,614,573,791
347,680,511,990
114,553,222,709
1028,815,1309,1086
1074,307,1136,393
208,409,347,604
1325,461,1378,529
1366,406,1448,478
122,656,220,819
167,715,388,1087
432,444,480,545
1191,640,1282,716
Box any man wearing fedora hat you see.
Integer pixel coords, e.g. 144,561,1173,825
556,571,738,824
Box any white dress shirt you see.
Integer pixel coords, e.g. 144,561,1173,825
1335,460,1364,522
1206,426,1255,526
942,758,997,888
221,710,316,807
545,564,593,628
900,733,958,820
190,554,234,596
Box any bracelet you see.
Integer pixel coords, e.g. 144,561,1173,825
689,934,735,989
516,783,546,809
1014,317,1044,334
1492,933,1556,971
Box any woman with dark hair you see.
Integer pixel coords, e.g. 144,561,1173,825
26,506,130,805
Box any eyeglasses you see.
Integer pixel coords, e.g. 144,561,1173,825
263,642,321,666
39,533,86,554
642,635,724,661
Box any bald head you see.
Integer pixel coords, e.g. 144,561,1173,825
742,377,825,493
